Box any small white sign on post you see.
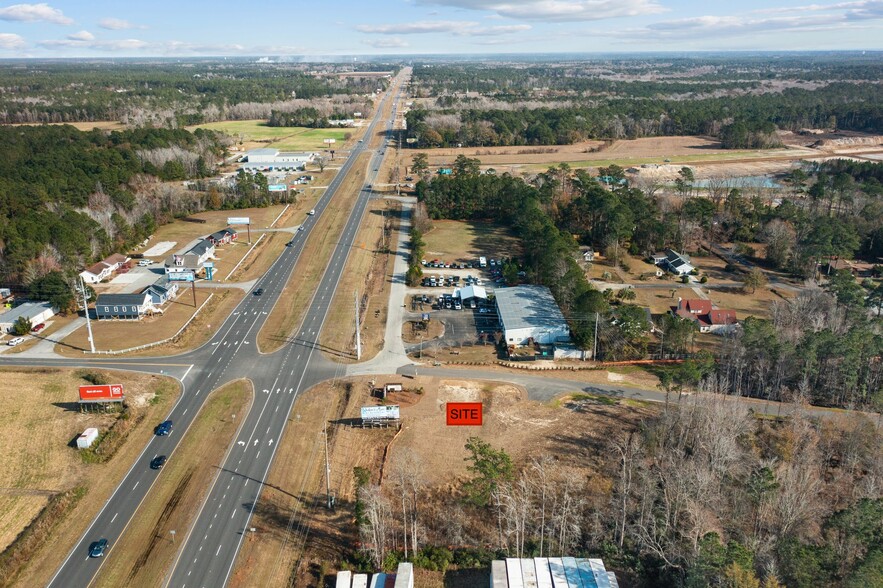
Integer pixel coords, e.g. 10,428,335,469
227,217,251,225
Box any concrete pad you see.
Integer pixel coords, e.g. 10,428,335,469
143,241,177,257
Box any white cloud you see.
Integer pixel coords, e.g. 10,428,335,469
600,1,883,40
455,24,531,35
356,20,477,34
67,30,94,41
38,37,149,51
0,32,26,48
363,37,410,48
0,3,72,25
416,0,665,22
98,17,142,30
356,20,530,37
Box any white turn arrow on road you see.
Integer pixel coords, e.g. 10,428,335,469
253,439,259,446
268,439,274,446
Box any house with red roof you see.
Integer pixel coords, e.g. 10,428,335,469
672,298,739,334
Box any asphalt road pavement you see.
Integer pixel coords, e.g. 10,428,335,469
34,72,409,588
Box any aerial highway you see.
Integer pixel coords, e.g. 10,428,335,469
29,70,409,588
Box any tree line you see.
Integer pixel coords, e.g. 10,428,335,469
352,399,883,587
0,124,291,307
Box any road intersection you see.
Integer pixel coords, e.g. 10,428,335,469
0,68,876,588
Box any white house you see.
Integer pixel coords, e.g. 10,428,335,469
495,285,570,346
164,239,215,274
94,293,153,320
652,249,694,276
79,253,130,284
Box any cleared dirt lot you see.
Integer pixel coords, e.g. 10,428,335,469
0,369,179,587
92,380,252,588
57,288,244,357
230,376,656,586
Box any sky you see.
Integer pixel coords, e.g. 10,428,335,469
0,0,881,57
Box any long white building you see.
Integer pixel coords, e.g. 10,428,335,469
240,148,318,171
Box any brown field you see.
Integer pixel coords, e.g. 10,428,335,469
422,220,521,264
230,376,656,587
629,284,783,319
320,200,400,362
8,121,126,131
92,380,252,588
1,368,179,587
57,288,244,357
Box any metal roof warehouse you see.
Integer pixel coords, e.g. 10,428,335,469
495,285,570,346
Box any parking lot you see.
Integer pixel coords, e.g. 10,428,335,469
404,255,510,352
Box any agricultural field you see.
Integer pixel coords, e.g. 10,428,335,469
0,368,178,587
188,120,353,151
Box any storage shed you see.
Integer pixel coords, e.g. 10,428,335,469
77,427,99,449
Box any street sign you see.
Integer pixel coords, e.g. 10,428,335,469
168,272,195,282
323,138,336,144
268,184,287,192
227,217,251,225
446,402,482,426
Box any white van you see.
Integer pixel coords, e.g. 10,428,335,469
308,209,316,215
479,256,487,268
7,337,25,347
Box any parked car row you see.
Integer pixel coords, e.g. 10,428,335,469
421,274,481,288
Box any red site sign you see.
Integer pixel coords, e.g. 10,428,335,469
446,402,483,426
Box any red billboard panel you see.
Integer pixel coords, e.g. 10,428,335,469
446,402,482,426
78,384,124,401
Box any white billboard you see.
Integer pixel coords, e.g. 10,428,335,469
268,184,287,192
361,405,400,421
227,217,251,225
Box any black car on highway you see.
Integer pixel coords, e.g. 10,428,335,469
254,288,264,296
150,455,167,470
155,420,173,436
89,538,108,557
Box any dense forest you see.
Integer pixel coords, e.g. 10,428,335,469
414,155,883,410
353,400,883,587
0,61,392,126
403,57,883,147
0,124,290,307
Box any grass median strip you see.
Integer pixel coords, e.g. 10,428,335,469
319,199,399,362
91,379,253,588
257,152,370,353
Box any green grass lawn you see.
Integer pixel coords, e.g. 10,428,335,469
188,120,350,151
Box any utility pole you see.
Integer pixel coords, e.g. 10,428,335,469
323,421,332,509
592,312,600,362
354,289,362,360
79,277,96,354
